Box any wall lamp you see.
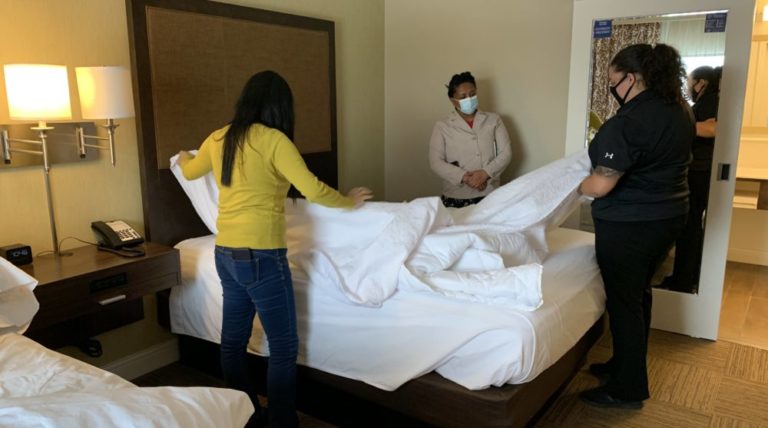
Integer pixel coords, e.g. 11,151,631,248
75,66,135,165
1,64,134,256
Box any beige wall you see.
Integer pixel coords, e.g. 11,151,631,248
0,0,384,365
384,0,574,201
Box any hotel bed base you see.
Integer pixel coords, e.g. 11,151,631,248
176,316,604,428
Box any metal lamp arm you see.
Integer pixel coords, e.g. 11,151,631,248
75,119,117,165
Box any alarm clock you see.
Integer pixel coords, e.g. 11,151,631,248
1,244,33,266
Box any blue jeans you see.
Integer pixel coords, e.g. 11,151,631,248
215,246,299,428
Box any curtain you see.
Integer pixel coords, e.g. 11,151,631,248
590,22,662,125
660,18,726,58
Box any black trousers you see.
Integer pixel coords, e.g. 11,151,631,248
593,215,686,400
670,169,711,292
441,195,484,208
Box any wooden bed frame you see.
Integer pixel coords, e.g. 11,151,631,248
126,0,604,426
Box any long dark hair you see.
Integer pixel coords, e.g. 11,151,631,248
221,70,295,186
610,43,686,105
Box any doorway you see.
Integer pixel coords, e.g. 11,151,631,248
719,0,768,350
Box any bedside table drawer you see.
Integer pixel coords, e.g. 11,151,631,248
31,252,179,330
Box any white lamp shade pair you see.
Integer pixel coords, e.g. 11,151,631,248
3,64,134,121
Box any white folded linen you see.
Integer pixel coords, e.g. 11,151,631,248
0,257,39,335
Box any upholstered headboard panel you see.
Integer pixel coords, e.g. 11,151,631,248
126,0,337,245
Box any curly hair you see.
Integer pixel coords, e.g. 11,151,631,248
610,43,686,105
446,71,476,98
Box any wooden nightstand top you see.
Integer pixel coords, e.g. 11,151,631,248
22,242,180,347
20,242,177,286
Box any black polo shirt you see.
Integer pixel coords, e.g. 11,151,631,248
690,90,719,172
588,90,694,222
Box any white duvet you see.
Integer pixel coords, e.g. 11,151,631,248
0,333,254,428
171,149,592,310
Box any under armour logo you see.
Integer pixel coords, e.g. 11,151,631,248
604,152,614,159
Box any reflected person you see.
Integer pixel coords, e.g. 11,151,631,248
429,71,512,208
578,44,694,409
661,66,721,293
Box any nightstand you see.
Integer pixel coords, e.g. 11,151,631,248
21,242,179,350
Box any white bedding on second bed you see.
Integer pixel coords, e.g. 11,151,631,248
170,227,603,391
0,333,254,428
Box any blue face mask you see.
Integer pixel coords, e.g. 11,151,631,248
457,95,478,115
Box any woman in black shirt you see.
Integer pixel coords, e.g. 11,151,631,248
579,43,694,409
662,66,722,293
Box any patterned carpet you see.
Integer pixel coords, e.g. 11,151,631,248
535,329,768,427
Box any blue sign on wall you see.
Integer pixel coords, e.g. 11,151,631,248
593,20,612,39
705,13,727,33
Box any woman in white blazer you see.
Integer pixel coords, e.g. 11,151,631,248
429,71,512,208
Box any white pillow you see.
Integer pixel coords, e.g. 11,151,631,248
169,152,219,234
0,257,39,335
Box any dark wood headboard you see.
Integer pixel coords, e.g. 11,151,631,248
126,0,338,246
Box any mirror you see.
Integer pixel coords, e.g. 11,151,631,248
583,11,729,295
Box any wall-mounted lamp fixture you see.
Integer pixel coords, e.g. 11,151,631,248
1,64,135,256
75,66,134,166
763,5,768,21
1,64,72,256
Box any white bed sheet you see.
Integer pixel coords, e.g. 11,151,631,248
0,333,254,428
171,227,604,391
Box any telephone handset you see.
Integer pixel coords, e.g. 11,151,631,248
91,220,145,257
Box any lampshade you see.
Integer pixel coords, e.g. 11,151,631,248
764,5,768,22
4,64,72,121
75,66,134,119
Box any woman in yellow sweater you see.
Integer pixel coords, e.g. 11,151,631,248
178,70,372,427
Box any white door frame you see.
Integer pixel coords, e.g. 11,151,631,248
565,0,757,340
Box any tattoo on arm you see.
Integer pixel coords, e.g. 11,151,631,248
594,166,624,178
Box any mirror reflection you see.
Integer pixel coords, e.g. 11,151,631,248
585,11,728,294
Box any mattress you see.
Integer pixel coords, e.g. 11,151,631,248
0,333,254,427
171,227,604,391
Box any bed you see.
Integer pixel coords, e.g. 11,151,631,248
145,149,604,427
0,257,254,428
170,225,604,428
126,1,605,425
0,333,254,428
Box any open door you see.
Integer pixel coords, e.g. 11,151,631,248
565,0,756,340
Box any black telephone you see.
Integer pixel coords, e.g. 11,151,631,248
91,220,145,257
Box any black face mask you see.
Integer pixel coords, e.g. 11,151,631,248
609,73,634,107
690,80,706,102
